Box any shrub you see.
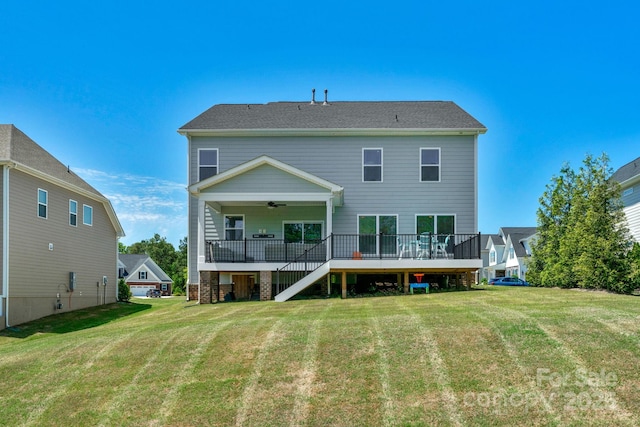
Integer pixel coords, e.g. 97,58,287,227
118,279,132,302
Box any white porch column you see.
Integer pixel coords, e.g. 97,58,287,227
198,199,206,265
325,197,333,259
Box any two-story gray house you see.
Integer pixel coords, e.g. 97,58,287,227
612,157,640,243
179,95,487,302
0,125,124,329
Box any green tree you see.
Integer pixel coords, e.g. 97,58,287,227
528,163,576,287
118,242,129,254
127,234,188,295
530,154,632,292
171,237,188,295
118,278,132,302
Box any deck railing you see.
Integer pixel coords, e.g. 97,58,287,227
205,233,481,263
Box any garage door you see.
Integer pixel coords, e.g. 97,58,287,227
130,285,156,297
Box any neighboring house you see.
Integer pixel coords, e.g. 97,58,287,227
0,125,124,329
484,227,537,281
612,157,640,243
478,234,499,283
118,254,173,296
178,95,487,302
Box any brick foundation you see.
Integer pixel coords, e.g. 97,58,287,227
260,271,272,301
188,284,199,301
198,271,219,304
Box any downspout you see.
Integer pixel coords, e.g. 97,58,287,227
3,164,12,328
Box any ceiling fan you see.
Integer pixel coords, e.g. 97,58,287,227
267,201,286,209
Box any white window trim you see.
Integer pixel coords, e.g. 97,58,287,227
419,147,441,183
224,214,244,241
198,148,219,181
282,220,325,243
38,188,48,219
356,214,399,256
414,213,456,235
83,204,93,226
69,199,78,227
139,271,147,280
362,148,383,183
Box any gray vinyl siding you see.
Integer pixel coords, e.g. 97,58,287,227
0,169,3,294
190,135,476,231
622,184,640,243
201,164,329,194
8,169,117,304
188,134,477,280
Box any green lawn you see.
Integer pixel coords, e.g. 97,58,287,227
0,287,639,426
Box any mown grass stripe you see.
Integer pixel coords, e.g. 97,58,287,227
21,326,150,427
369,308,395,427
400,303,464,427
478,300,637,425
155,320,233,425
288,303,333,426
234,306,304,426
95,325,191,427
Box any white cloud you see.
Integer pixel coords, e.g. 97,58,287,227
75,168,187,247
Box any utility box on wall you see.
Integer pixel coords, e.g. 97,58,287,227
69,272,76,291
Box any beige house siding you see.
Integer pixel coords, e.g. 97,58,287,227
6,169,117,327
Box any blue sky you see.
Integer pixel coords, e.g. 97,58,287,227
2,1,638,247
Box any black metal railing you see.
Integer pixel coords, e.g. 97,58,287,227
205,233,481,263
275,237,330,295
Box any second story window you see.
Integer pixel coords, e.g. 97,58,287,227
199,149,219,181
139,271,147,280
509,247,515,259
38,189,48,218
490,250,496,263
83,205,93,226
363,148,382,182
225,215,244,240
69,200,77,226
420,148,440,182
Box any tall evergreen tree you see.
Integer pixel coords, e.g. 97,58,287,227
529,163,576,287
530,154,632,292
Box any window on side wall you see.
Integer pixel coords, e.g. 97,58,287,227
420,148,440,182
69,200,77,226
38,189,48,218
363,148,382,182
161,283,168,291
83,205,93,226
225,215,244,240
199,149,218,181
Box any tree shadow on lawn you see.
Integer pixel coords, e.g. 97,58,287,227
0,302,151,338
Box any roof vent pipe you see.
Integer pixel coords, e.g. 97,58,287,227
310,88,316,104
323,89,328,105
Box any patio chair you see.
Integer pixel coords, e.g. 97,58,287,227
397,237,411,259
434,235,450,258
417,233,432,259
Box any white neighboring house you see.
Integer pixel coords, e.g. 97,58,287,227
118,254,173,297
612,157,640,243
484,227,536,280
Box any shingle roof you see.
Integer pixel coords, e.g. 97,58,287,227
179,101,486,132
119,254,172,283
500,227,537,258
612,156,640,185
0,124,104,197
0,124,124,237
